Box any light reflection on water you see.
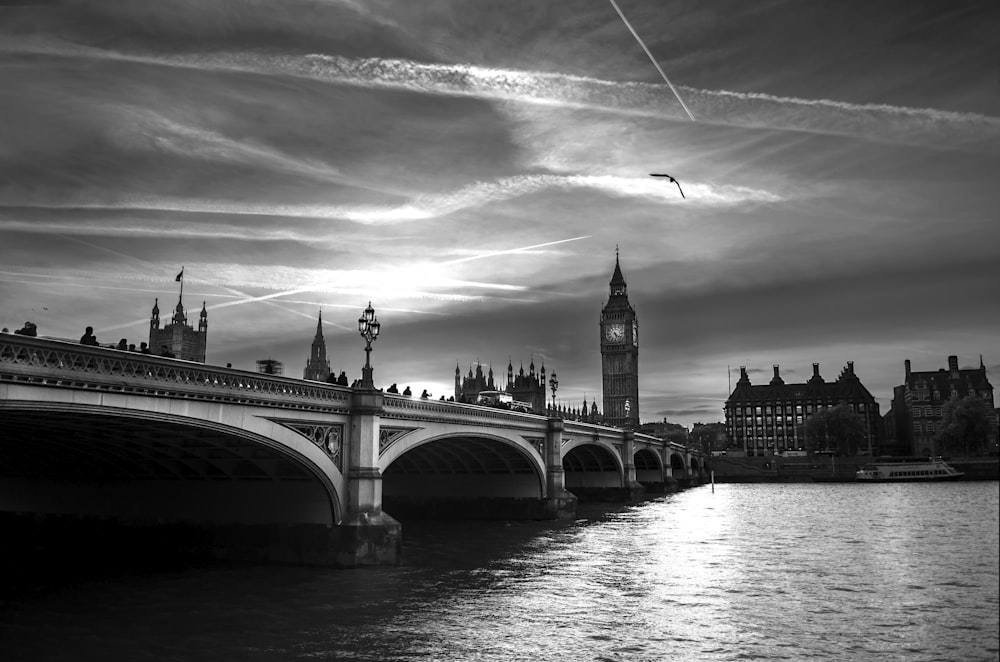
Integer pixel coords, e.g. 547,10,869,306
2,482,998,661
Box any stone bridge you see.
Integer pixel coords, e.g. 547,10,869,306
0,335,709,567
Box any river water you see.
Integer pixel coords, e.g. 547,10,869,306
2,482,998,661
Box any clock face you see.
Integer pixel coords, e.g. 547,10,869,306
605,323,625,342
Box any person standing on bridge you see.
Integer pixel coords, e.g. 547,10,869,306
79,326,99,345
14,322,37,336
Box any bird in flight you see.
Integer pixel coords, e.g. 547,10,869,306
649,173,685,199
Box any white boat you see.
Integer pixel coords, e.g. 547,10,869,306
855,456,964,482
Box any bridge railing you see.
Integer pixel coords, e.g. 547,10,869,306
382,393,550,430
0,335,352,412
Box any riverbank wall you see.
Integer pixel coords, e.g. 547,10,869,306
710,455,999,483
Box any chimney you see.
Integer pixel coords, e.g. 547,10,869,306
948,355,959,377
809,362,824,384
770,364,784,385
905,359,911,377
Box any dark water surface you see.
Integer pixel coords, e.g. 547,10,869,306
2,482,998,661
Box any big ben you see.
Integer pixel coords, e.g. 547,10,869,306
600,252,639,428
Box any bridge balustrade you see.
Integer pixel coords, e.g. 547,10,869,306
0,335,351,413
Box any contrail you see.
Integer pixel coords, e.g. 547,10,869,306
607,0,696,122
442,235,592,265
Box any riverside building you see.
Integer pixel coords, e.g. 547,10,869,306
724,362,880,456
885,355,996,456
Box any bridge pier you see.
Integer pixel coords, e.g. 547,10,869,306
337,387,401,566
621,428,645,501
543,418,578,519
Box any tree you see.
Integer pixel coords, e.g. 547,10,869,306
935,395,992,457
803,404,868,455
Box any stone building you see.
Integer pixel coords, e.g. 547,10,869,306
149,294,207,362
303,311,331,382
454,359,549,415
885,355,996,456
724,362,880,456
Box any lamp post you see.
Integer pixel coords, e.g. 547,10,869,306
549,371,558,414
357,301,380,388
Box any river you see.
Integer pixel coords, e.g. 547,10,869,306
2,482,998,661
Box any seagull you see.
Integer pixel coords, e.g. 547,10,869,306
649,173,685,199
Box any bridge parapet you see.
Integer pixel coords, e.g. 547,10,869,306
382,394,549,432
0,335,351,413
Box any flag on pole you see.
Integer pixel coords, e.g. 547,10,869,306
175,268,184,282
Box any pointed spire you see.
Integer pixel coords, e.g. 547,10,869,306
609,250,627,296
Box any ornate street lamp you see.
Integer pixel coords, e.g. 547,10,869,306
357,301,380,388
549,371,558,413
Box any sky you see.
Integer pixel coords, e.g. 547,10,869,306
1,0,998,428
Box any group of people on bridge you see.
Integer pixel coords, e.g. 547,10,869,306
1,322,177,358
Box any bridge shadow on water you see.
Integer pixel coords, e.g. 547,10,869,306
0,501,639,606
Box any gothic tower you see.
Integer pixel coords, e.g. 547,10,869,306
600,252,639,428
303,310,331,381
148,270,207,362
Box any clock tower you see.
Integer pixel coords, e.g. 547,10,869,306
600,252,639,428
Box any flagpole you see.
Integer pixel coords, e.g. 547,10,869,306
179,266,184,304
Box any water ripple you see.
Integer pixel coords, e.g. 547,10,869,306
1,483,998,662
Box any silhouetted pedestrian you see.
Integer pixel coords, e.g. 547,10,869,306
116,338,128,351
387,383,399,394
402,386,412,396
420,389,430,398
79,326,98,345
337,371,348,386
139,341,151,354
13,321,37,336
128,343,137,352
159,345,175,358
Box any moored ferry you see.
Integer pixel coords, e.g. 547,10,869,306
855,456,964,482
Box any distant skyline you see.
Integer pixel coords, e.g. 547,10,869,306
2,1,997,427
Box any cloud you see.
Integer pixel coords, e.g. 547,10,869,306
4,38,997,153
2,172,779,230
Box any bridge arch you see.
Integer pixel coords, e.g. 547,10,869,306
634,447,663,484
562,437,625,489
0,398,344,526
380,430,545,500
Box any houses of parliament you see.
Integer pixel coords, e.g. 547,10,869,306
288,253,645,426
453,253,642,427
